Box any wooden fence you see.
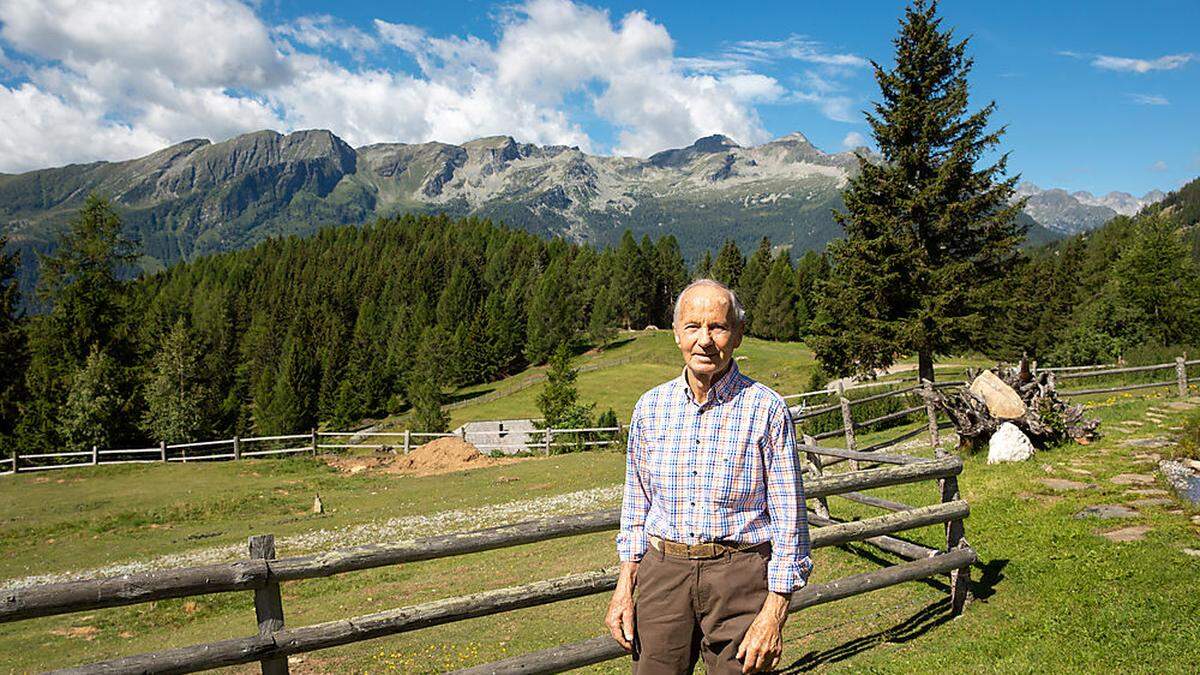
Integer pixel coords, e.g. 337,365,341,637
2,446,974,674
0,425,624,477
1048,355,1200,398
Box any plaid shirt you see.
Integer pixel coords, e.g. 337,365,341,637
617,360,814,594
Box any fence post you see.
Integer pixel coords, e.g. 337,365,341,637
801,432,830,519
310,429,318,456
1176,356,1188,398
160,440,168,463
11,449,18,474
615,420,623,447
922,379,941,455
836,382,858,469
248,534,288,675
402,430,411,454
941,475,970,615
91,445,99,466
233,435,242,461
460,427,467,441
543,428,552,456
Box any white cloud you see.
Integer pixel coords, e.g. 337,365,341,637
276,15,379,56
1150,160,1168,172
1126,93,1169,106
1059,50,1195,73
841,131,868,149
0,0,848,171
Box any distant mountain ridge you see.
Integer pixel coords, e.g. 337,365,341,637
1015,182,1166,235
0,127,1115,299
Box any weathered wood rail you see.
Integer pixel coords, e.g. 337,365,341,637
7,453,974,674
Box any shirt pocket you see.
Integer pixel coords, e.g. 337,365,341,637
712,436,763,506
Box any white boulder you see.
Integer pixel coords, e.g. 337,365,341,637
988,422,1035,464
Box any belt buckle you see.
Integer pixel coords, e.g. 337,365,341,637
689,542,717,559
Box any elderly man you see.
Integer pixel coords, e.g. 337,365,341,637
606,278,813,675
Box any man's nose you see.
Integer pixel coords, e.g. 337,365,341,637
696,328,713,346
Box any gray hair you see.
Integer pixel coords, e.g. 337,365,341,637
672,278,746,326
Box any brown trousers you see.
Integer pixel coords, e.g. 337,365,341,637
632,543,771,674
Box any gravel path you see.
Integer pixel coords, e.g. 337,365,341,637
1,485,622,591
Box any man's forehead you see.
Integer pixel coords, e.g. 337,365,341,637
677,287,734,318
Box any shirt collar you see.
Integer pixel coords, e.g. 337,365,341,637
677,359,742,406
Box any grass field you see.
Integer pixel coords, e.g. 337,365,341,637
3,343,1200,672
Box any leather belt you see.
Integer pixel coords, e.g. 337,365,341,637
649,535,769,560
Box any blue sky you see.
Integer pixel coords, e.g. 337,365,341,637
1,0,1196,196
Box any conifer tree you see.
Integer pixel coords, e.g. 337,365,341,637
588,285,619,347
614,231,651,328
536,343,594,432
811,0,1025,382
142,319,207,443
525,256,580,363
711,240,745,289
407,327,449,433
754,254,798,341
695,251,714,279
653,236,689,326
60,345,124,451
257,327,316,434
737,237,773,332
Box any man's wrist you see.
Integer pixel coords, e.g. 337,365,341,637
617,560,639,594
758,591,791,626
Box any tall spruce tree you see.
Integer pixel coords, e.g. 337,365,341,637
407,327,450,433
754,254,798,341
711,240,745,289
142,319,208,443
811,0,1025,382
737,237,773,333
536,343,594,431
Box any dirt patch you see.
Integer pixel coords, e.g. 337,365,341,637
323,438,524,477
51,626,99,640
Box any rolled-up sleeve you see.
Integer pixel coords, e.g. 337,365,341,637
762,401,814,593
616,410,650,562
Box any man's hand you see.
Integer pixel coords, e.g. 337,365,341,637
736,591,790,673
605,561,639,651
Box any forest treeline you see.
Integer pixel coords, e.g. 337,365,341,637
0,177,1196,453
0,198,825,453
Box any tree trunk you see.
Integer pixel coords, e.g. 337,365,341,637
918,348,935,384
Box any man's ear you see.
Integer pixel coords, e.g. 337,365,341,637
731,322,744,349
672,328,681,347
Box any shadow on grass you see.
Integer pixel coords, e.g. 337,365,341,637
778,597,955,673
775,556,1008,672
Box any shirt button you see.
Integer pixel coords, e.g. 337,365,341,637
690,501,695,506
693,470,698,476
695,438,701,444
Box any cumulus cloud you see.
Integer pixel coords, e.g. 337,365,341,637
1059,50,1195,73
841,131,868,149
0,0,859,171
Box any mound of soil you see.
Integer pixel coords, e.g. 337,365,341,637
324,437,521,477
393,437,493,475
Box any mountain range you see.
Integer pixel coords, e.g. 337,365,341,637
1015,182,1166,235
0,128,1149,299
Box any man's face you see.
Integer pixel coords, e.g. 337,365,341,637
673,285,744,380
